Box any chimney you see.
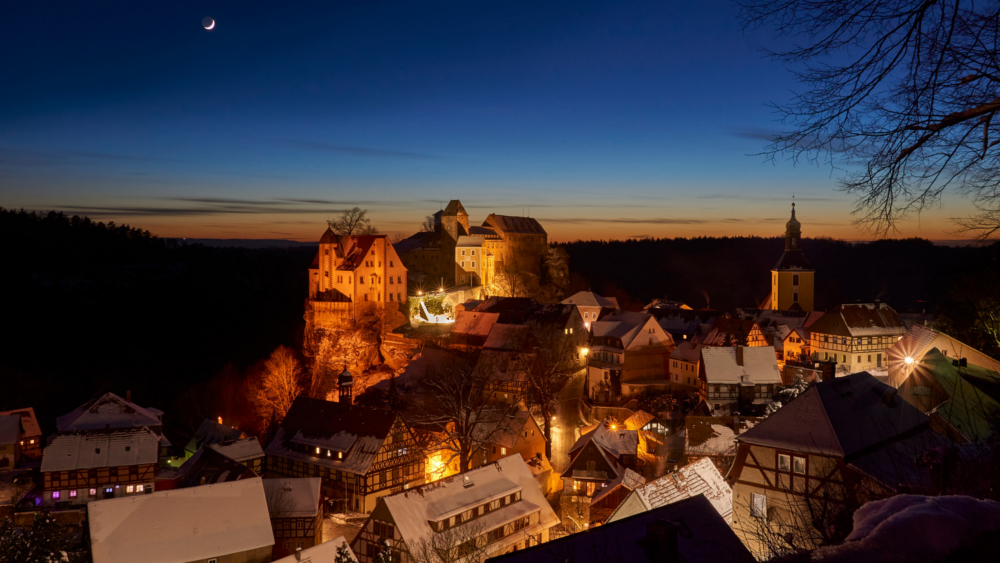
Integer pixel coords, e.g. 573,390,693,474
295,547,303,561
638,520,679,563
736,346,744,366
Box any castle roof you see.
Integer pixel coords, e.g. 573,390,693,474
484,214,547,235
319,226,338,244
335,235,388,271
442,199,468,216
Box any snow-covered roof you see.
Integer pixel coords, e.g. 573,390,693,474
489,495,753,563
263,477,322,518
671,340,702,363
0,415,21,444
561,291,619,309
177,447,254,488
208,437,264,463
273,536,355,563
0,407,41,439
451,310,500,337
57,392,162,433
265,397,397,476
830,303,907,337
483,323,529,350
569,422,639,460
42,427,159,473
190,419,245,451
88,478,274,563
684,417,759,458
627,458,732,523
376,455,557,552
701,346,781,385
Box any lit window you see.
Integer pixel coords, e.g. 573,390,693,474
52,491,60,500
136,485,144,493
69,490,77,498
29,439,35,444
315,447,321,454
501,447,507,455
126,485,134,494
89,488,97,496
338,452,343,459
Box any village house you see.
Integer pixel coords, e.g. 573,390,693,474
0,415,22,470
561,290,619,328
0,408,42,460
209,436,266,475
561,419,640,524
489,495,754,563
265,397,424,514
263,477,324,560
699,346,781,415
729,372,947,558
699,317,769,348
588,468,645,525
888,324,1000,388
471,411,546,469
351,454,558,563
183,418,246,458
587,311,676,403
807,302,907,373
623,410,667,455
176,446,257,488
669,339,703,390
898,348,1000,443
607,457,732,525
41,426,159,506
88,477,275,563
451,310,501,348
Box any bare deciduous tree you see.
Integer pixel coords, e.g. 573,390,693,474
420,215,436,233
250,345,304,426
490,257,536,298
516,329,578,459
738,0,1000,239
415,349,522,473
332,207,379,236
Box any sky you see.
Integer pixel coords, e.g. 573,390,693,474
0,0,974,242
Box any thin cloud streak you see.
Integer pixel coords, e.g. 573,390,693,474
288,140,438,160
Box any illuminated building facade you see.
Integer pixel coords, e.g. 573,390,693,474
768,203,815,312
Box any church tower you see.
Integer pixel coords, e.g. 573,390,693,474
770,203,814,311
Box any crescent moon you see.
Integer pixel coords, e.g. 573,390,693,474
205,21,216,30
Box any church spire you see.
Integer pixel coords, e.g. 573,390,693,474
785,202,801,250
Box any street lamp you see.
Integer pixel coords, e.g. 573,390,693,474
904,356,914,365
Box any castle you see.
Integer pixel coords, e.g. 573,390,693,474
394,200,549,295
304,229,408,339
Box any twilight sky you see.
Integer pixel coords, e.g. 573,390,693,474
0,0,972,241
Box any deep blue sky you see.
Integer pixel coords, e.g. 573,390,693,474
0,0,965,240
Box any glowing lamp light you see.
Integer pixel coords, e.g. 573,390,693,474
581,348,589,355
438,287,444,292
417,291,423,296
217,416,223,425
610,424,617,430
904,356,915,365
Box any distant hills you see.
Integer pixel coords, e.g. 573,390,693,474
171,238,316,249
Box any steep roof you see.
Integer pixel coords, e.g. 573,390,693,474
773,249,813,271
592,468,645,506
188,419,246,452
42,427,159,472
739,372,929,459
88,478,274,563
263,477,322,518
319,226,338,244
265,397,397,475
829,303,906,337
336,235,383,271
916,349,1000,442
484,214,547,235
570,423,639,459
376,455,557,553
443,200,468,216
0,408,41,439
562,291,619,309
621,458,732,524
57,392,162,433
700,347,781,385
489,495,754,563
483,323,530,350
623,410,657,432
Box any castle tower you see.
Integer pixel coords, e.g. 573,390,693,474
438,200,469,286
317,226,340,294
338,366,354,404
770,203,814,311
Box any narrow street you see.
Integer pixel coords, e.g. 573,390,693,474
549,368,589,474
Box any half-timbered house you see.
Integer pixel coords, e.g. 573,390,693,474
265,397,424,514
729,372,947,558
699,346,781,415
41,427,159,506
607,457,731,525
807,303,906,373
264,477,324,559
0,407,42,460
351,455,558,563
561,418,639,524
